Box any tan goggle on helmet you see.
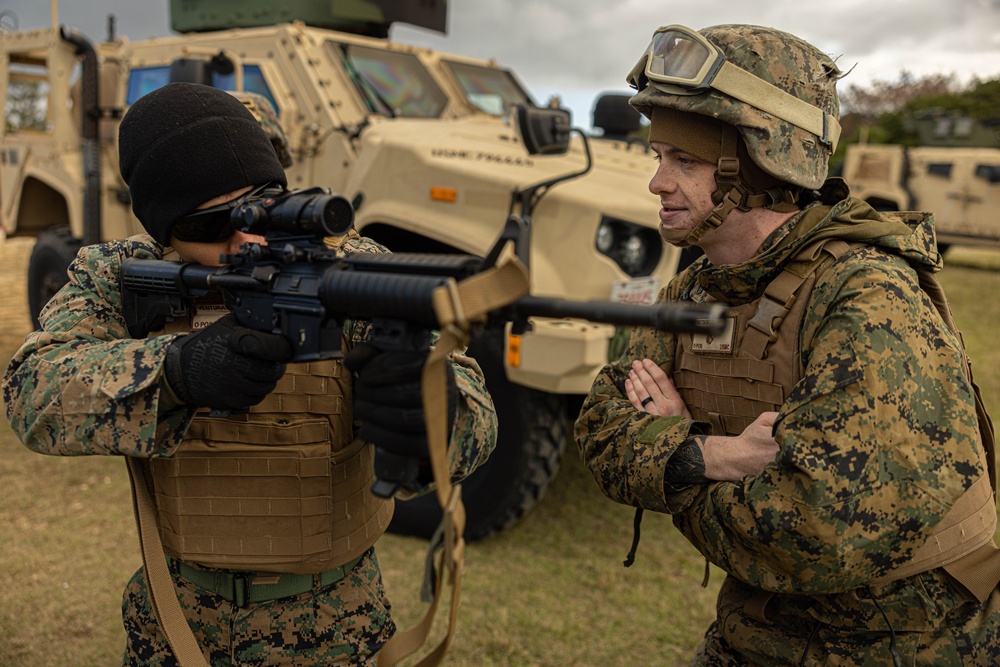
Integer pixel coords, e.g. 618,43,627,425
628,24,843,191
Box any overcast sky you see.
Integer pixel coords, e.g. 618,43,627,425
5,0,999,129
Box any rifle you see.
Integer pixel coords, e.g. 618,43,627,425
121,187,727,496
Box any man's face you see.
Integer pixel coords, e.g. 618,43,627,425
648,141,718,246
169,186,267,265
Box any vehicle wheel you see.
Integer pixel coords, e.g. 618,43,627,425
28,226,81,328
388,328,567,542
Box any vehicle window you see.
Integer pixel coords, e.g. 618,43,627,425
126,67,170,105
212,66,279,114
329,41,447,118
444,61,532,116
953,117,974,138
926,163,953,178
975,164,1000,184
6,59,51,132
126,64,278,113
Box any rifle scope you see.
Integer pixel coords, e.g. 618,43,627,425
237,187,355,238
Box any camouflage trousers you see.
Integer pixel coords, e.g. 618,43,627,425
692,574,1000,666
120,548,395,666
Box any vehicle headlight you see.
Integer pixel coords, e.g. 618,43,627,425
594,215,661,277
595,222,615,254
621,235,647,275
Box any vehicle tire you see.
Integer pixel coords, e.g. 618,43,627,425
387,328,567,542
28,226,81,329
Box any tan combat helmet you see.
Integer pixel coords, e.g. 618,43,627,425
627,24,843,245
227,91,294,168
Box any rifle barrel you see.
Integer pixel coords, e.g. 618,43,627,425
512,295,728,334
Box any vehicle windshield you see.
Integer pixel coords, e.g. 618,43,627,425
444,61,533,116
328,41,447,118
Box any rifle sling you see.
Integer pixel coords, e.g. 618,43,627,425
126,456,210,667
376,246,530,666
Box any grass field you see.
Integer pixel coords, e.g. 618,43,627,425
1,240,998,666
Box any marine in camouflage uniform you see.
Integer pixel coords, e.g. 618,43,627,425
575,24,1000,665
3,83,496,666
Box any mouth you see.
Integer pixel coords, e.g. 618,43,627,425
659,203,685,222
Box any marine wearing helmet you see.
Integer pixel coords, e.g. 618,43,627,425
628,24,842,246
576,23,1000,666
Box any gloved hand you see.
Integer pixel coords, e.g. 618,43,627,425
344,342,457,493
164,315,292,411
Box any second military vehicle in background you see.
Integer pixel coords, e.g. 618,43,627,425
842,111,1000,251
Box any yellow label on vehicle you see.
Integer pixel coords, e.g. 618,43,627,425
506,333,522,368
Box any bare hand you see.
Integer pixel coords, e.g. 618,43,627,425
700,411,780,481
625,358,691,419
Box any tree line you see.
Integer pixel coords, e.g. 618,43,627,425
837,71,1000,149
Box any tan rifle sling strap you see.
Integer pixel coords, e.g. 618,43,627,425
375,246,530,666
126,456,211,667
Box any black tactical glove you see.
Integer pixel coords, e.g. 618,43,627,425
164,315,292,412
344,342,458,494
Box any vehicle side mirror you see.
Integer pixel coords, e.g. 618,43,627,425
592,92,642,140
169,58,214,86
169,53,235,86
515,104,571,155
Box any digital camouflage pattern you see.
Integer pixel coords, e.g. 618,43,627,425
629,25,842,189
121,549,392,666
575,181,1000,664
3,231,496,663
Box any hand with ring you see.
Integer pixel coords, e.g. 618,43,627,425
625,358,692,418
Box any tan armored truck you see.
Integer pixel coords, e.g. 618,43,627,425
842,116,1000,251
0,1,681,540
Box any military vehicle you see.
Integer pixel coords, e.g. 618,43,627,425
0,1,680,540
842,112,1000,251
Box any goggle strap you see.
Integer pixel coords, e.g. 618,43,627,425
712,62,841,149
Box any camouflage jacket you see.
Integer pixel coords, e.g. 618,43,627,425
575,181,999,663
3,234,496,489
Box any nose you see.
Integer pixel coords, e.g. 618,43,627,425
648,161,676,196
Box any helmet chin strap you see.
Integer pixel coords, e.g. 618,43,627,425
663,129,799,248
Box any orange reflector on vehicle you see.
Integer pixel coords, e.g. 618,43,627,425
430,186,457,202
506,333,522,368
